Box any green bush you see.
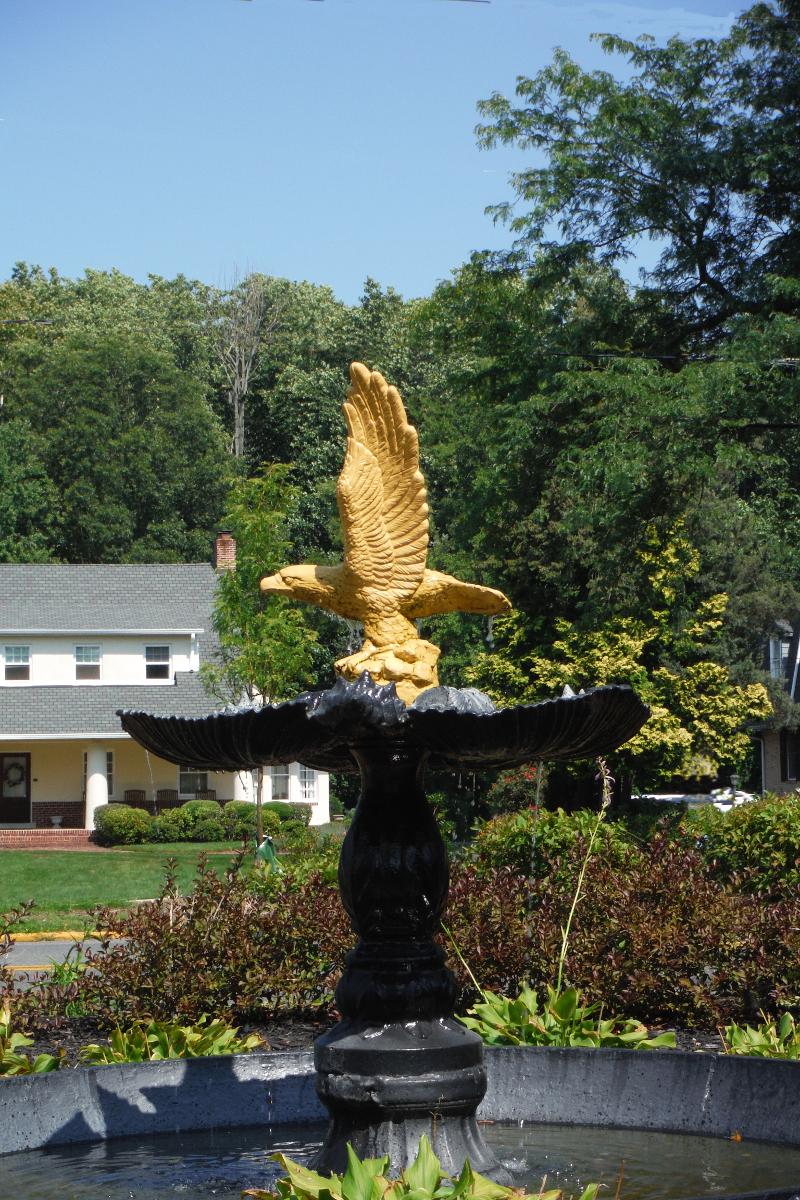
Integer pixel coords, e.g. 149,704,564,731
223,801,257,822
263,801,295,822
473,807,630,878
685,791,800,895
191,817,226,843
93,804,153,846
150,807,194,842
180,799,222,823
264,801,312,825
329,795,343,816
277,819,318,855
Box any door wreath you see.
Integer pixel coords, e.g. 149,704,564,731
3,761,25,788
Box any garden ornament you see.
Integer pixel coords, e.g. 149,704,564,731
259,363,511,704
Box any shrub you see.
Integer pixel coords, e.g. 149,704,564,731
472,807,630,879
150,806,197,842
222,802,280,841
329,795,344,816
263,801,296,822
685,791,800,895
93,803,152,846
278,819,318,856
180,799,222,823
486,765,544,816
191,817,226,843
264,801,312,825
48,854,351,1024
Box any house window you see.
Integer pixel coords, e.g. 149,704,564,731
179,770,208,798
770,638,792,680
781,730,799,781
106,751,114,799
299,764,317,803
75,645,101,681
270,765,289,800
145,645,171,680
4,646,30,681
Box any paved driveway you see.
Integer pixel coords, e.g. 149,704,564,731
5,937,124,976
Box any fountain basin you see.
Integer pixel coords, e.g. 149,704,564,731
2,1045,800,1157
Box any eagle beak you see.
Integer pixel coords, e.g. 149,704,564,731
260,572,294,595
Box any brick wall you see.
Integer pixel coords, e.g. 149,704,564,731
33,801,85,829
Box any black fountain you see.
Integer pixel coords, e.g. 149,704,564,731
118,364,650,1183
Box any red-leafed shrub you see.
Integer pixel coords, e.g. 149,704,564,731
11,831,800,1030
445,840,800,1025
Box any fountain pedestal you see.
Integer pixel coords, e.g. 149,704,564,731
309,743,509,1181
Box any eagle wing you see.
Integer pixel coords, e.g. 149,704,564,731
401,569,512,619
336,363,429,599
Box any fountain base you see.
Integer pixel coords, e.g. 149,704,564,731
310,1018,511,1182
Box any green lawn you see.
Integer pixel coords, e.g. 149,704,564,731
0,845,246,932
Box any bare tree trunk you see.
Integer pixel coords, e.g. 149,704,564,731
211,271,283,459
231,390,245,459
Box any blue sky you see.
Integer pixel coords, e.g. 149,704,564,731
1,0,740,304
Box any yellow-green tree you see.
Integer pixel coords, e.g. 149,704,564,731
467,528,770,784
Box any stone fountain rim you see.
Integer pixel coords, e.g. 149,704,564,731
3,1043,800,1179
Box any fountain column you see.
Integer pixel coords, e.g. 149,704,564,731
311,742,508,1182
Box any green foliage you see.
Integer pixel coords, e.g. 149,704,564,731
473,807,630,879
45,944,88,1017
468,556,771,784
723,1011,800,1058
78,1014,265,1063
461,984,674,1049
475,2,800,352
264,801,311,825
277,820,318,856
486,765,544,816
192,817,226,843
0,999,64,1075
243,1136,594,1200
180,799,223,823
93,804,153,846
201,467,318,706
685,791,800,895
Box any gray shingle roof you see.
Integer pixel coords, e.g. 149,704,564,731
0,564,219,632
0,673,220,736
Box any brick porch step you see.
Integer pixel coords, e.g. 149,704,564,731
0,829,96,849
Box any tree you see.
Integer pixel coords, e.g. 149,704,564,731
209,273,284,458
200,466,318,707
3,330,232,562
475,0,800,355
467,532,771,787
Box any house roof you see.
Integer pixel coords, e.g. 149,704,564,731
0,672,219,739
0,564,219,633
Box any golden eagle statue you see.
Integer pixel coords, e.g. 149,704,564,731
260,363,511,703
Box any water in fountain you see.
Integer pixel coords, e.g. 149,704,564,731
4,1122,800,1198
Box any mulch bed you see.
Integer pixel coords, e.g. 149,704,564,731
22,1014,723,1068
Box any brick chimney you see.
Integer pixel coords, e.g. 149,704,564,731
213,529,236,572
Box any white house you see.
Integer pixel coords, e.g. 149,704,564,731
0,553,329,831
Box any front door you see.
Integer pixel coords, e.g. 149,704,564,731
0,753,31,824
